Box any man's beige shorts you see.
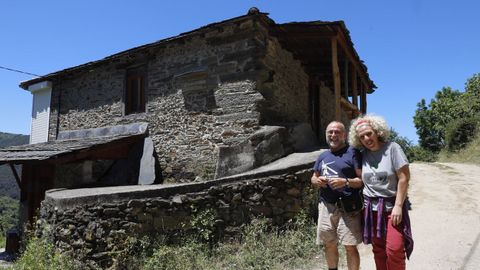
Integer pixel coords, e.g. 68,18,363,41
316,200,362,246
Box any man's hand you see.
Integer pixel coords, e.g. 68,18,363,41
328,177,348,190
311,174,328,188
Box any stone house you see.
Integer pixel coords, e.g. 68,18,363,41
0,8,375,237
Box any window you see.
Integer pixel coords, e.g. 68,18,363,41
125,67,146,115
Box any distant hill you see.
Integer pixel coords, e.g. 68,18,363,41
0,132,29,199
0,132,29,148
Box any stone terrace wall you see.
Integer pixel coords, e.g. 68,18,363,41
47,18,267,182
39,167,316,268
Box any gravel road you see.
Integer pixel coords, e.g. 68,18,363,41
358,162,480,270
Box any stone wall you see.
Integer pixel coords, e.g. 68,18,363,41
47,18,266,182
258,36,310,124
318,85,335,144
39,167,316,268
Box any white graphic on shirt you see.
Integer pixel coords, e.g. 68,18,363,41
321,161,338,177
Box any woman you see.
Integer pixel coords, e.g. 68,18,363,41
348,114,413,270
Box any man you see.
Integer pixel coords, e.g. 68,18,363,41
311,121,363,270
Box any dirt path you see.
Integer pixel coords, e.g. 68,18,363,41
358,162,480,270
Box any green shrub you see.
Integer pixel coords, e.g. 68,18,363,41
185,207,218,243
0,196,19,247
438,129,480,164
142,239,211,270
409,146,438,162
445,117,479,151
142,213,322,270
0,196,19,230
13,235,79,270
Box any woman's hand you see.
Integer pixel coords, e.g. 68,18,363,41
391,205,403,226
393,165,410,226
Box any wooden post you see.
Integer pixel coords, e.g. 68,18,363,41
331,37,341,121
343,58,349,100
361,85,367,114
351,68,358,107
335,27,371,100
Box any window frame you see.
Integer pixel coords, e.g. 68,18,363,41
125,66,146,115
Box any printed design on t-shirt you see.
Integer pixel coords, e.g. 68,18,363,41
321,160,338,177
364,171,388,183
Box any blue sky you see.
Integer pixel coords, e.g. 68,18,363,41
1,0,479,144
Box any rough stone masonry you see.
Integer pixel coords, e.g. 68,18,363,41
39,165,317,268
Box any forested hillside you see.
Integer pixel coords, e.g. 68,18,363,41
0,132,29,199
0,132,29,148
0,132,27,245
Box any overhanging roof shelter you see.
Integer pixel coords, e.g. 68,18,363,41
0,122,149,166
0,122,152,225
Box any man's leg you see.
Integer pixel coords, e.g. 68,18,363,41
344,245,360,270
324,240,339,269
338,211,362,270
317,201,340,269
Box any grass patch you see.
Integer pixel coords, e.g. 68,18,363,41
140,216,322,270
438,130,480,164
11,235,81,270
12,213,326,270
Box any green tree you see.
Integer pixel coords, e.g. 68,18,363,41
389,128,414,161
413,73,480,153
462,73,480,116
414,87,463,152
413,99,441,151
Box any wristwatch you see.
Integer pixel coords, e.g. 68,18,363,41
345,178,350,187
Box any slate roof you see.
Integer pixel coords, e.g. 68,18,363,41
19,8,375,91
0,122,148,164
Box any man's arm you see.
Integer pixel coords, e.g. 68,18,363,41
328,175,362,189
348,168,363,188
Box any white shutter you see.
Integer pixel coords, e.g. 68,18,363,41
29,81,52,144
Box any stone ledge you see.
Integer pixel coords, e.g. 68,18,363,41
44,149,325,211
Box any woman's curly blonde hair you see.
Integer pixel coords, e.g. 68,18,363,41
348,114,390,149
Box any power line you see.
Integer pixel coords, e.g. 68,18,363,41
0,65,41,77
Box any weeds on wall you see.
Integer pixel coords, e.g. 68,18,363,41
184,207,219,243
141,211,322,270
12,212,323,270
12,235,80,270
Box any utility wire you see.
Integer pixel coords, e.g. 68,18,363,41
0,65,41,77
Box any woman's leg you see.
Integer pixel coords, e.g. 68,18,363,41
372,212,387,270
385,214,406,270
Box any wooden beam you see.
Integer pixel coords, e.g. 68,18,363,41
8,163,21,188
273,29,337,39
331,37,341,121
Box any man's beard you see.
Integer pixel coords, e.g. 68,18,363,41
327,138,346,147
